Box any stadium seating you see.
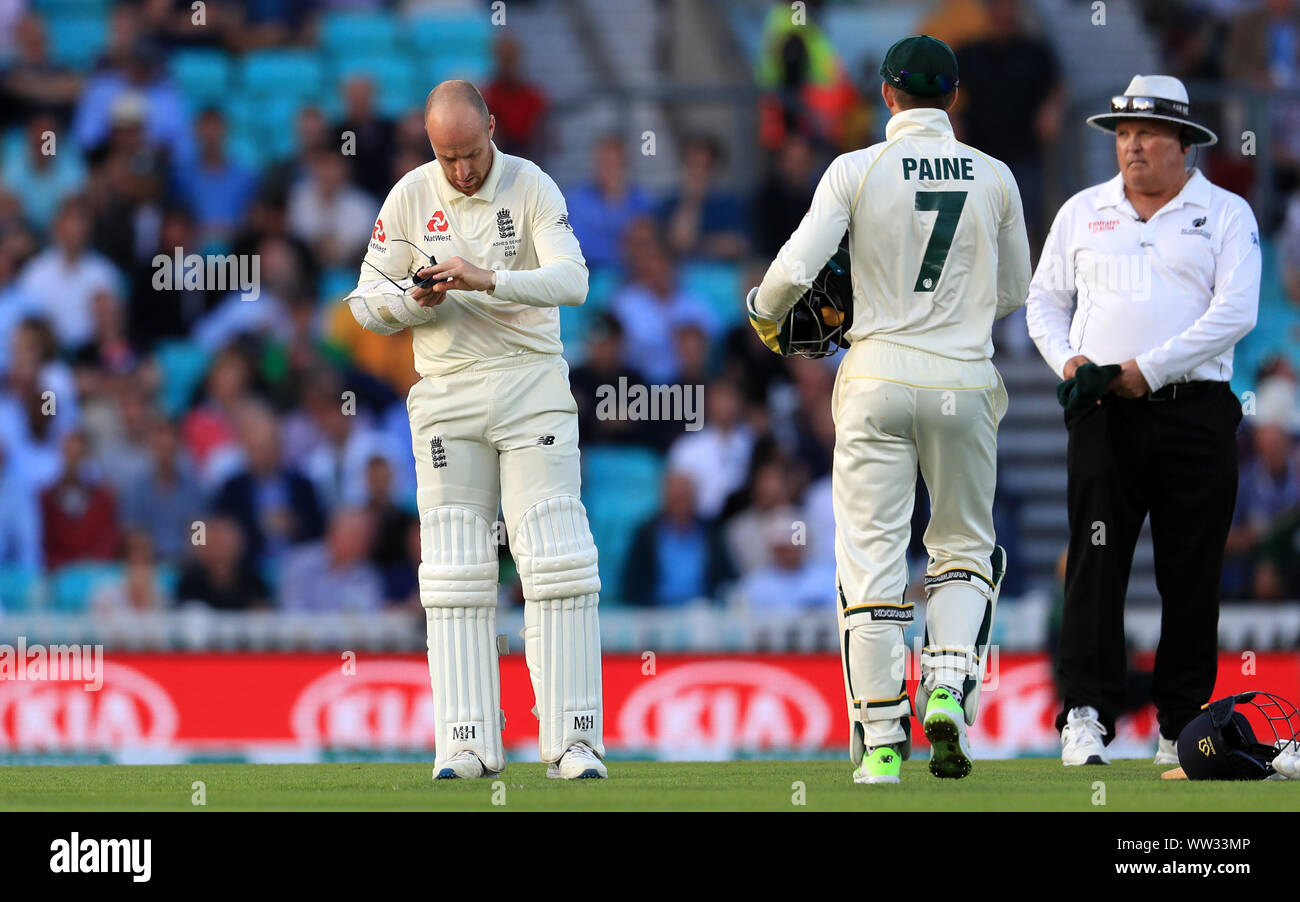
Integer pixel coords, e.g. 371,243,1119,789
319,11,401,56
582,446,664,601
330,54,421,119
681,261,743,329
154,339,211,419
44,15,109,71
169,50,233,107
239,50,325,100
0,567,45,611
49,563,125,612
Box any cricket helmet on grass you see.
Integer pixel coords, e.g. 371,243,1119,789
1177,691,1299,780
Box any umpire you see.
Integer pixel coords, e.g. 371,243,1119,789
1026,76,1260,765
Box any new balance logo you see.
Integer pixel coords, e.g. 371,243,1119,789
431,437,447,469
536,435,555,446
572,714,594,731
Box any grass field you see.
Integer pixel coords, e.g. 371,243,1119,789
1,759,1297,811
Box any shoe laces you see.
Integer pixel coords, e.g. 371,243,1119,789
1065,710,1106,745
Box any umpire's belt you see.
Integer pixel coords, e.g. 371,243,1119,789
1145,380,1226,402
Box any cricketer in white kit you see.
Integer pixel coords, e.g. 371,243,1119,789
346,81,605,780
748,37,1031,783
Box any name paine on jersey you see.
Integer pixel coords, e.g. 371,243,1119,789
902,156,976,181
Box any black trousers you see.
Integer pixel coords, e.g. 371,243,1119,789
1054,382,1241,742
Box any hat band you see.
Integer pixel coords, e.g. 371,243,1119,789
1110,95,1189,118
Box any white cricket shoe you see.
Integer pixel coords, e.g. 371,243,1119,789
1061,706,1110,766
547,743,608,780
434,750,489,780
1154,734,1179,765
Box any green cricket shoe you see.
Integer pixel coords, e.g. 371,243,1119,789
924,687,973,779
853,745,902,784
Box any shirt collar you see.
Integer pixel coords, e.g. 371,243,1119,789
439,141,504,204
884,108,955,142
1098,167,1212,215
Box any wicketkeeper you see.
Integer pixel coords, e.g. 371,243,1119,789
747,36,1031,783
346,81,605,780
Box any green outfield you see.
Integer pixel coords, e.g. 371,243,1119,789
1,760,1297,811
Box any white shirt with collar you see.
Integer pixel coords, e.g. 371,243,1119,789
1025,168,1261,391
751,107,1032,362
350,142,588,376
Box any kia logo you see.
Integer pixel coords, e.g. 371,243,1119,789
290,662,438,748
617,661,832,759
0,663,178,751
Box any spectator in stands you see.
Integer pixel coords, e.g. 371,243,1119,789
954,0,1063,245
173,107,257,248
622,470,734,606
295,370,405,509
226,0,315,51
15,197,121,351
723,456,804,574
567,312,667,450
73,290,137,376
610,224,717,383
0,13,82,129
262,105,331,200
181,344,255,484
752,132,817,259
191,235,297,352
482,36,548,161
41,429,122,570
2,113,87,233
659,135,750,261
287,146,377,269
279,507,384,612
121,413,202,565
211,399,325,574
129,206,212,349
666,379,756,520
337,76,395,200
754,7,861,152
1285,191,1300,302
565,135,655,270
0,433,42,570
0,317,76,494
72,36,195,168
361,454,420,607
674,321,715,387
1225,0,1300,90
732,512,836,613
82,96,169,275
91,529,166,611
175,515,269,610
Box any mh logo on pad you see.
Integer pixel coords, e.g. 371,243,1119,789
572,714,595,731
450,724,476,741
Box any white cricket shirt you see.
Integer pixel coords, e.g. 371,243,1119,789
1025,168,1261,391
355,142,588,376
751,108,1031,361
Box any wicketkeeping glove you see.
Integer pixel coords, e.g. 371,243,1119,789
745,286,789,356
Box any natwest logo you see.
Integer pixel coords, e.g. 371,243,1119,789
427,211,449,232
0,662,178,751
616,660,832,759
290,662,438,748
372,218,386,242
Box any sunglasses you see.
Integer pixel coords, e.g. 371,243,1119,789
1109,95,1189,117
888,67,958,95
362,237,442,292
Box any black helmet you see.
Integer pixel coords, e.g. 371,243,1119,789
1176,692,1299,780
782,233,854,359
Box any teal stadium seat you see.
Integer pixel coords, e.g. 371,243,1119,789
31,0,111,16
240,50,325,100
154,339,211,419
49,563,124,612
427,54,491,87
407,13,492,57
681,261,743,330
332,55,420,119
169,50,232,106
581,447,664,602
320,10,399,56
0,568,45,611
45,15,109,71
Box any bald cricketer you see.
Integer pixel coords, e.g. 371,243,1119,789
346,80,606,781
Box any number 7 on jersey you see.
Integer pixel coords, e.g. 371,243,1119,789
913,190,967,292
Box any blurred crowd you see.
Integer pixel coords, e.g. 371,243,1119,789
1,0,1300,616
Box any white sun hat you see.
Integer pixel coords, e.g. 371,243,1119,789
1086,74,1217,147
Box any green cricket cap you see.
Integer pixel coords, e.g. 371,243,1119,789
879,35,959,97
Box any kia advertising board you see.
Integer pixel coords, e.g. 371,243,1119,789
0,652,1295,763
